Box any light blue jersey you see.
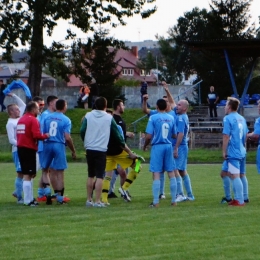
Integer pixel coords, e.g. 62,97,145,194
41,112,71,170
146,112,176,145
253,117,260,144
222,112,248,160
253,117,260,173
37,110,52,152
43,112,71,144
176,113,189,145
149,108,177,145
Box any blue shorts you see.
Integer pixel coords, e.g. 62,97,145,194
12,151,21,172
41,142,67,170
150,144,175,173
175,145,188,171
226,158,245,174
257,145,260,173
222,158,246,174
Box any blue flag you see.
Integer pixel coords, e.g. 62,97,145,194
3,80,32,99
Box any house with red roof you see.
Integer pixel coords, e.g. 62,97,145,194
66,46,157,87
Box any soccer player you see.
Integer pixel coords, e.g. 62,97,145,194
17,101,49,206
222,97,248,206
142,82,186,201
41,99,76,204
34,95,58,203
174,99,195,201
6,92,26,204
80,97,137,207
144,98,177,207
108,99,135,199
100,105,142,205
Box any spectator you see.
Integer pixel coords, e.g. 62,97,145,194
0,80,7,112
79,85,90,109
89,77,99,109
140,80,150,108
207,86,219,119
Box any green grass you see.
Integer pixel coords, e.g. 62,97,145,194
1,163,260,259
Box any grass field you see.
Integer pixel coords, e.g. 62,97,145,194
1,163,260,260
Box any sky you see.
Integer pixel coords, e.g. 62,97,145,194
45,0,260,47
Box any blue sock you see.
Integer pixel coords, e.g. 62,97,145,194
169,177,177,203
159,173,165,195
56,195,63,203
38,188,45,198
109,170,118,194
222,176,231,200
176,176,184,196
15,177,23,200
44,187,51,196
240,176,248,201
152,179,160,205
183,174,193,197
232,178,243,204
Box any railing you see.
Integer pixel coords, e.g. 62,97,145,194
174,80,203,104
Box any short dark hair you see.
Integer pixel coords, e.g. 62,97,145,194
95,97,107,110
156,99,167,110
47,95,58,105
112,99,123,110
32,96,44,103
56,99,66,110
26,101,38,112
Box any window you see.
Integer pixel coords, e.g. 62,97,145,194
122,68,134,76
140,69,145,76
140,69,151,76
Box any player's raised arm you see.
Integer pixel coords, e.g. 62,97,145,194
142,94,151,115
162,81,176,109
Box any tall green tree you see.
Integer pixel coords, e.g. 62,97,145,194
158,0,258,101
0,0,156,96
70,30,123,106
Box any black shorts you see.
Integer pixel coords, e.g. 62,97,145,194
86,150,106,179
17,147,37,175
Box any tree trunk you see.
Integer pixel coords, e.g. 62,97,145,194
27,10,44,97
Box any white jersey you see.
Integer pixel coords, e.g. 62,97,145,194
6,94,26,153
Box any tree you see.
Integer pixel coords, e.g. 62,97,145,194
158,0,259,101
0,0,156,96
69,30,123,106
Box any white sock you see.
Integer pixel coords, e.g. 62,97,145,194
31,179,34,201
23,181,32,204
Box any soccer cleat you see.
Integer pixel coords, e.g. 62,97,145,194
220,197,232,204
149,202,159,208
24,201,37,207
63,196,71,202
176,194,187,202
159,194,166,199
186,195,195,201
37,196,47,202
108,192,118,198
244,199,250,203
118,187,131,202
102,202,110,206
46,195,52,205
126,190,132,198
228,200,245,207
93,202,106,208
32,198,39,205
17,199,24,204
12,192,18,199
86,200,94,207
171,202,177,206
